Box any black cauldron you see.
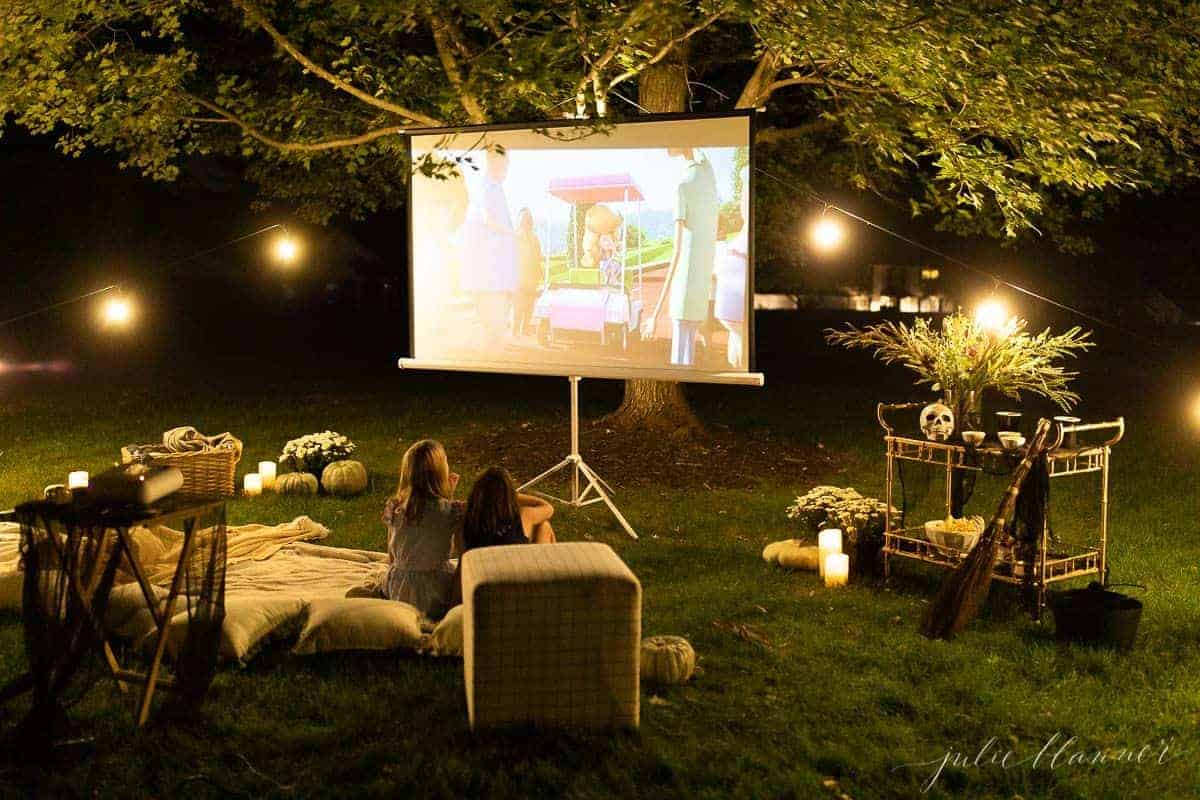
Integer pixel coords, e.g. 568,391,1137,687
1049,583,1143,650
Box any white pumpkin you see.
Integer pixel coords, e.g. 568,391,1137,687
321,460,368,496
640,635,696,685
762,539,821,571
276,472,319,496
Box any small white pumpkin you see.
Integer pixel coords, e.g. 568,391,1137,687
276,472,319,496
640,635,696,685
762,539,821,571
321,459,369,496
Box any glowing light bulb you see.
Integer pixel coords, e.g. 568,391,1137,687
101,296,134,327
272,234,300,265
810,216,845,252
974,297,1014,336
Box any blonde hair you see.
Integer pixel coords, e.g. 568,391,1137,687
395,439,453,525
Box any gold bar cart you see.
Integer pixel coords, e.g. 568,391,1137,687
877,403,1124,619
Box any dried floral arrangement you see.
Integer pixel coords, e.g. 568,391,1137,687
824,312,1092,412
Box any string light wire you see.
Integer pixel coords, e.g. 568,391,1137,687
753,166,1149,342
0,223,289,331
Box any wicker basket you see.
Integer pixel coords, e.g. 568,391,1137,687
120,445,240,501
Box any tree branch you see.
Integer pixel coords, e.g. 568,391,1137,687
606,8,727,91
185,93,407,152
754,118,839,144
764,75,876,95
429,16,489,124
229,0,442,127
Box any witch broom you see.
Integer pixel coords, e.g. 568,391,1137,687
920,418,1055,640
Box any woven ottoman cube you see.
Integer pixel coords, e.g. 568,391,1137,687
461,542,642,730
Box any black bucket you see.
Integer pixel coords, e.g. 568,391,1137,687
1048,583,1143,650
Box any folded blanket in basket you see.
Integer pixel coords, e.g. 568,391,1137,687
125,426,243,461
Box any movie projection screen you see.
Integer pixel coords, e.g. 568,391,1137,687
407,113,755,383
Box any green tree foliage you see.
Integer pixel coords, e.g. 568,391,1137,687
1,1,1196,240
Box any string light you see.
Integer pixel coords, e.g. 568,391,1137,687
272,232,301,266
100,295,134,328
974,296,1016,336
809,213,846,252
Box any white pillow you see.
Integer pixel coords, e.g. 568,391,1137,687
149,593,308,664
293,597,422,655
421,604,463,657
105,582,168,639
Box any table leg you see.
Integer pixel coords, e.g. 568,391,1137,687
115,527,167,629
136,516,198,727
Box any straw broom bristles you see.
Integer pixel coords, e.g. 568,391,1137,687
920,418,1055,640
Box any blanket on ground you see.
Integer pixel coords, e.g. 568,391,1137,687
0,517,447,663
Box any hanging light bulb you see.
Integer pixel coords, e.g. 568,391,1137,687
100,294,134,328
809,212,846,252
974,296,1015,336
271,231,301,266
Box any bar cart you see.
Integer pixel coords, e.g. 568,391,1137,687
877,402,1124,618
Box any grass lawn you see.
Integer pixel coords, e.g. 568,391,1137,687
0,345,1197,799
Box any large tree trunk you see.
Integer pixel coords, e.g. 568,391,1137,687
605,41,701,434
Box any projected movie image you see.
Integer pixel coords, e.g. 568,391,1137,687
409,116,751,376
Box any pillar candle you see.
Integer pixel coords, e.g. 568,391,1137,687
824,553,850,588
243,473,262,497
258,461,277,490
818,528,843,578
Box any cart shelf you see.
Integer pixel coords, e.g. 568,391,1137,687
876,405,1124,618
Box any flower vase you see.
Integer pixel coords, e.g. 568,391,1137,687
944,389,982,517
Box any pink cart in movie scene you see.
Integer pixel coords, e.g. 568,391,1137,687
533,174,646,352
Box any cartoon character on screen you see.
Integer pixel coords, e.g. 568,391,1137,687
458,149,517,341
640,147,719,367
713,165,749,368
513,208,544,337
599,234,623,288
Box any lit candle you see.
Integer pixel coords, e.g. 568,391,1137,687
818,528,843,578
824,553,849,588
243,473,262,497
258,461,277,490
68,470,89,490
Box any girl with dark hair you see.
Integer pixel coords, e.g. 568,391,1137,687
382,439,463,618
462,467,556,552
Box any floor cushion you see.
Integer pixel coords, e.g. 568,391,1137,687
149,593,308,664
293,597,422,655
462,542,641,730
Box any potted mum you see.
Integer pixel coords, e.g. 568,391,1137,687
786,486,896,578
278,431,357,481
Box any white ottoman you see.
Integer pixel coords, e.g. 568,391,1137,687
461,542,641,730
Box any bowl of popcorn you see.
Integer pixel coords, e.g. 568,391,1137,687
924,516,987,557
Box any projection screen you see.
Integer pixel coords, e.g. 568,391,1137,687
403,112,760,386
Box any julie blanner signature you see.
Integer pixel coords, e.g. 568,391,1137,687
893,732,1186,793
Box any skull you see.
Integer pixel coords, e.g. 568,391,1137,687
920,402,955,442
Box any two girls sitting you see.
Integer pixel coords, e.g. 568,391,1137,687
382,439,556,619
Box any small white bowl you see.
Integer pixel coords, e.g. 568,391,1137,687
961,430,985,447
924,517,986,557
998,433,1026,451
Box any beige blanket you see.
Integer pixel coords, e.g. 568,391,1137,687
0,517,403,663
0,515,334,608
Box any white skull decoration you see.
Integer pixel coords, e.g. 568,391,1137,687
919,402,955,442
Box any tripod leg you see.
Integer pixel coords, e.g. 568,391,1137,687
578,461,638,540
518,458,573,493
